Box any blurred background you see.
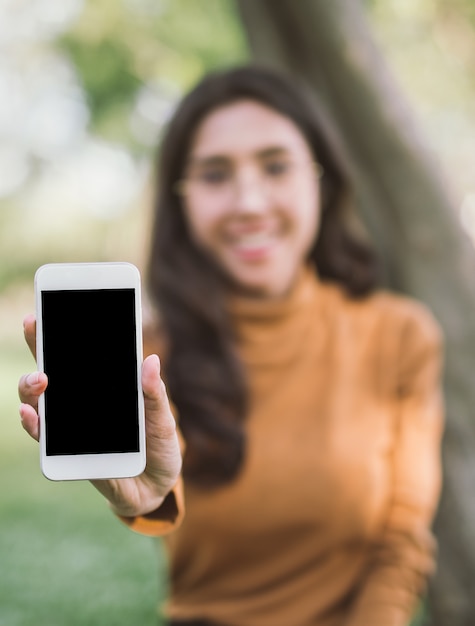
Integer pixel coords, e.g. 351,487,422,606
2,0,475,624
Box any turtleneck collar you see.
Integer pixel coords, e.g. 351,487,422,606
227,265,328,380
227,264,321,324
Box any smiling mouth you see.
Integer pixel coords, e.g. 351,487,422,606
230,231,277,261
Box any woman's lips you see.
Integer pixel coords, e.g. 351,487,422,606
229,231,277,262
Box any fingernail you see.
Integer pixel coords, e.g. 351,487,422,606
27,372,40,385
151,354,160,370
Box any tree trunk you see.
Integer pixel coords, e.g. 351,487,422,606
235,1,475,624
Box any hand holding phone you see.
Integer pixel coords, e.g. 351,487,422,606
18,263,182,516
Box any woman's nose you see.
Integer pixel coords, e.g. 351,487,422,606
232,171,270,214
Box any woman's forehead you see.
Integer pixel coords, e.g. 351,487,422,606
189,99,312,159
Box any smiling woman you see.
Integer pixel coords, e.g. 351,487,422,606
137,65,443,626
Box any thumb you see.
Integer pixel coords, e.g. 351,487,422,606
141,354,177,441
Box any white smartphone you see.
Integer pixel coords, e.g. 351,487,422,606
35,262,146,481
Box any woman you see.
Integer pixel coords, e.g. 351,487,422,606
19,65,444,626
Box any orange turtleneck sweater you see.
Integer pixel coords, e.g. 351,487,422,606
120,269,444,626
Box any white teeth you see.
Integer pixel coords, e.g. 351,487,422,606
234,232,273,249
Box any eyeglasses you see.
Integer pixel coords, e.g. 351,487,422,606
174,158,323,202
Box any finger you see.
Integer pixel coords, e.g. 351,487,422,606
23,314,36,358
18,371,48,409
141,354,177,441
19,403,40,441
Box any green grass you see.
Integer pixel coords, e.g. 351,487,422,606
0,335,168,626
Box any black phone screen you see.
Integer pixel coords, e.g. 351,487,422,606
41,288,140,456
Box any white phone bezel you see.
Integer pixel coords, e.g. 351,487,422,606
35,262,146,481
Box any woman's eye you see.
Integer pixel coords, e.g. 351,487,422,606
199,169,231,185
264,160,291,177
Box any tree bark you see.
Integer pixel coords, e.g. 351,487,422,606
235,1,475,624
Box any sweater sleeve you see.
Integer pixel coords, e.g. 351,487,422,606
117,475,185,536
116,425,186,536
345,304,445,626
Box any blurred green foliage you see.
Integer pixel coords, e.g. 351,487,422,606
60,37,141,127
58,0,248,147
0,0,249,293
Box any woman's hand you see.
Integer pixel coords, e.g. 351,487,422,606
18,314,182,518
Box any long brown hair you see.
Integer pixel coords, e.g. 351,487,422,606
147,65,379,487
